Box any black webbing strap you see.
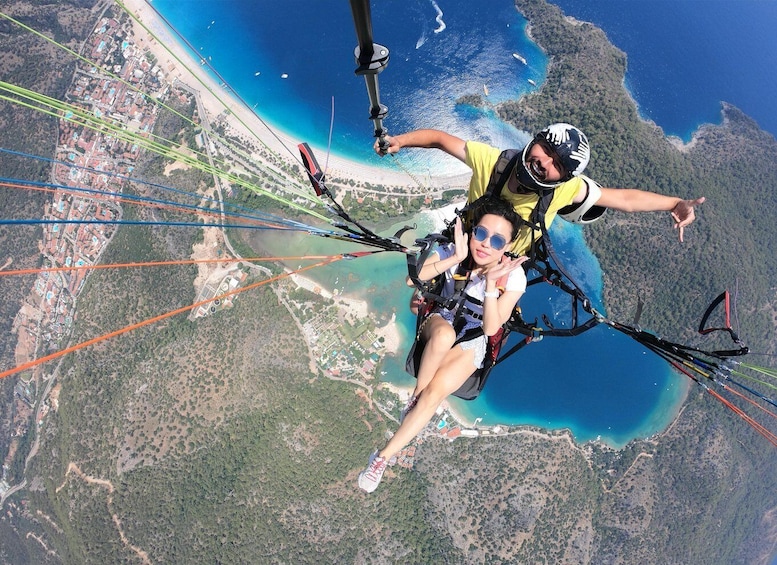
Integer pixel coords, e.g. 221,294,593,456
486,150,521,199
405,148,603,372
501,188,602,345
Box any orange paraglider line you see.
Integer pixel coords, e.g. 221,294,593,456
707,387,777,448
667,358,777,448
0,255,345,277
0,254,349,380
717,381,777,425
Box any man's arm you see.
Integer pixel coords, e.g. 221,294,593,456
374,129,467,162
592,186,706,242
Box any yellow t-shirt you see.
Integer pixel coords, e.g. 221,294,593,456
465,140,585,255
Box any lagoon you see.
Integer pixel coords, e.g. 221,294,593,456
154,0,692,447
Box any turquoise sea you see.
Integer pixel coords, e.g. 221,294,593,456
150,0,775,447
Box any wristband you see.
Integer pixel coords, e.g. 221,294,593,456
483,290,499,299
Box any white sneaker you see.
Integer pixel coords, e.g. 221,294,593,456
358,451,388,493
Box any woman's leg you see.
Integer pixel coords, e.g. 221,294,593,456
412,316,456,397
380,343,477,461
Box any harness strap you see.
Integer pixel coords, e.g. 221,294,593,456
696,290,749,356
406,149,603,374
485,150,521,199
499,185,603,343
458,150,522,230
405,233,451,303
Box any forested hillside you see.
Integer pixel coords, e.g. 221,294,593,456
0,0,775,563
506,0,777,356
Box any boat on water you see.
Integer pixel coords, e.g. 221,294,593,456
483,84,489,96
512,52,527,65
527,79,537,86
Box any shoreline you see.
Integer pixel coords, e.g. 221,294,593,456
122,0,432,367
122,0,469,192
288,269,402,357
123,0,688,452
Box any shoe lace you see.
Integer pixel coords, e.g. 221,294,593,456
367,456,387,478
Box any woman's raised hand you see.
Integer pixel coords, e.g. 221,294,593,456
453,217,469,262
484,255,528,281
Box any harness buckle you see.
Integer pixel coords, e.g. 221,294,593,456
529,327,544,342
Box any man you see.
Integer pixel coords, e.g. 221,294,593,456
375,123,705,254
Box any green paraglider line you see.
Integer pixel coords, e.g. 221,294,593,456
740,362,777,379
729,369,777,393
0,9,316,204
0,81,331,222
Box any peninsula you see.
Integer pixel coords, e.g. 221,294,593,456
0,0,774,563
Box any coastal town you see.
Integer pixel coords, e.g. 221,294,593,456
4,1,777,563
4,12,170,495
1,4,489,499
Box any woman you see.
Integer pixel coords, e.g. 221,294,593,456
358,197,528,492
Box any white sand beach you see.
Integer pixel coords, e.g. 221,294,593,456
121,0,457,356
121,0,468,191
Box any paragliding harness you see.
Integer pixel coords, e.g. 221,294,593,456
405,149,601,400
340,1,775,447
299,134,752,405
405,250,515,400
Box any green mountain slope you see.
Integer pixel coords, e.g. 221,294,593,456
0,1,775,563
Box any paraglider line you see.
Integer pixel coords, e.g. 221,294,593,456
0,255,343,278
0,254,347,381
0,178,311,231
0,148,310,227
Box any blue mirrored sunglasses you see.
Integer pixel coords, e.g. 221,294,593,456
472,225,508,250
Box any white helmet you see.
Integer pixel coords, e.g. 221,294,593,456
516,123,591,192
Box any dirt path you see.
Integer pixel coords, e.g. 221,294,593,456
58,463,152,565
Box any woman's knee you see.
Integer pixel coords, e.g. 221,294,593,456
423,322,456,351
423,372,467,405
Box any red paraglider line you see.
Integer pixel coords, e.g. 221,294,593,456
668,358,777,448
708,387,777,448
